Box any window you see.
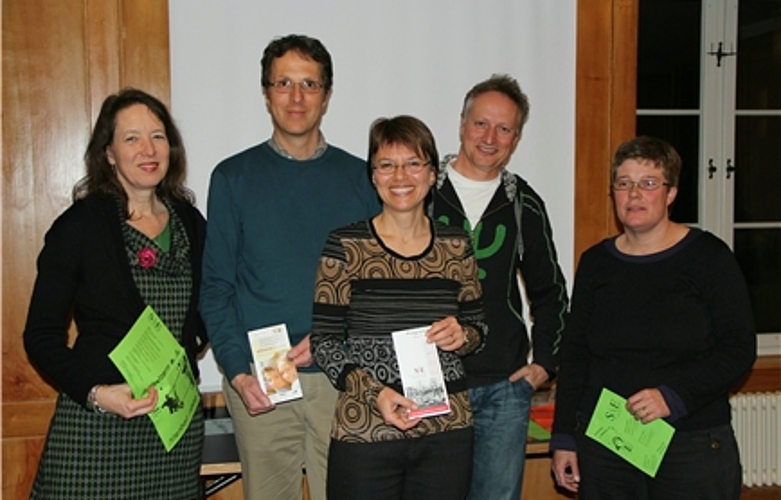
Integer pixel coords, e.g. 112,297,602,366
637,0,781,336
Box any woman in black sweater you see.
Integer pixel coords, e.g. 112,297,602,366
551,136,755,500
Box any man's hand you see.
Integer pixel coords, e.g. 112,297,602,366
508,362,548,389
231,373,275,415
288,335,313,367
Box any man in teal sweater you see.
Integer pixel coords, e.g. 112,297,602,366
200,34,379,500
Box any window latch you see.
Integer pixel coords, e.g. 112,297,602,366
707,42,737,67
726,159,736,179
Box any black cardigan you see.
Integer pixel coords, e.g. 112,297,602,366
23,193,207,407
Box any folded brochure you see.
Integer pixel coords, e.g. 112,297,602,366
248,323,303,404
392,326,450,418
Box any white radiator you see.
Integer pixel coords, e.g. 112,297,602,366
729,391,781,487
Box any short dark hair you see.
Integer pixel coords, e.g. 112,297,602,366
461,74,530,132
75,88,193,214
611,135,682,188
260,34,334,92
367,115,439,177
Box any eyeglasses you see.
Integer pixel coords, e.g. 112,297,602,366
612,178,669,191
373,159,430,176
267,78,324,94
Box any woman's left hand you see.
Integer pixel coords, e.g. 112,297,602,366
426,317,465,352
626,388,671,424
97,383,159,419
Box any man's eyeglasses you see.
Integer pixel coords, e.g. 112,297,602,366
268,78,324,94
612,178,669,191
373,159,430,176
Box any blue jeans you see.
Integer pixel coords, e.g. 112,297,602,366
467,377,535,500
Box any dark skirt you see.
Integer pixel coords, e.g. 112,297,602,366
30,392,203,499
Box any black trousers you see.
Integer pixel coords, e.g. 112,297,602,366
576,423,742,500
327,427,473,500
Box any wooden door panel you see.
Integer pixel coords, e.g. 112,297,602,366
2,401,55,439
3,0,92,405
2,437,47,498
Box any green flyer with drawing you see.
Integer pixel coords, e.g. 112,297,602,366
109,306,199,452
586,387,676,477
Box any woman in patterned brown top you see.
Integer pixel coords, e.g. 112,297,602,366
311,115,488,499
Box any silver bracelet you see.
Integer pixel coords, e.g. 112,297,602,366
87,385,107,415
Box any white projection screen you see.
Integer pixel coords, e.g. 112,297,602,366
169,0,577,391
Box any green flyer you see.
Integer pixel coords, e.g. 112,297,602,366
585,387,676,477
109,306,199,452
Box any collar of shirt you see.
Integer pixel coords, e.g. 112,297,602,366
268,133,328,160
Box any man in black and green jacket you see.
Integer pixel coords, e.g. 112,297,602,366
430,74,568,500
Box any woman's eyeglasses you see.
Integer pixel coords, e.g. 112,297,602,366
612,178,669,191
373,159,430,176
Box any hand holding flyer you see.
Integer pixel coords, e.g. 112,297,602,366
108,306,199,452
585,387,675,477
248,324,303,404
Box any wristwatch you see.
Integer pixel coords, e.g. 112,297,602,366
87,385,107,415
462,327,472,347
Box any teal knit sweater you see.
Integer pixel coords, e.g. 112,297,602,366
201,142,380,381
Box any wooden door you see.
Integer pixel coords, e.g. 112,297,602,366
2,1,170,497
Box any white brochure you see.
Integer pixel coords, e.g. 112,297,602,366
392,326,450,418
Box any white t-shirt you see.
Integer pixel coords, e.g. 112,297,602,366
446,162,502,230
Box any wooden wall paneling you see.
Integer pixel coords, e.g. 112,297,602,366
86,0,122,123
120,0,171,105
3,2,95,497
611,0,639,156
85,0,171,118
2,1,171,497
2,401,55,440
575,0,613,261
2,437,47,496
574,0,638,262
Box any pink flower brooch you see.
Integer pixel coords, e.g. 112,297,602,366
137,247,157,269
